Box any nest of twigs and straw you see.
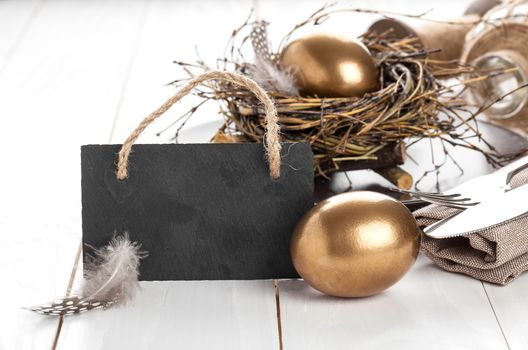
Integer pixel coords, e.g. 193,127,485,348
170,5,521,183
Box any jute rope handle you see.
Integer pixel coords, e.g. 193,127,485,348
116,71,281,180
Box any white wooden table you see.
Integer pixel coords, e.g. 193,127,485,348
0,0,526,349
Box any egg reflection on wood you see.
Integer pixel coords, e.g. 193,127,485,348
280,33,380,97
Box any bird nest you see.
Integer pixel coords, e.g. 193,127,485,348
170,7,513,180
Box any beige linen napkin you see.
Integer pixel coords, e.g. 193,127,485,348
414,168,528,285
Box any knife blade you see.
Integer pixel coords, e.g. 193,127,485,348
424,183,528,238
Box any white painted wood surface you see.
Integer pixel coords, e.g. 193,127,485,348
59,281,279,350
57,1,281,349
0,0,148,348
280,256,507,350
1,0,528,349
0,0,41,73
484,277,528,350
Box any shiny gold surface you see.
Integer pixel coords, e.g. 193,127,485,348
280,34,379,98
291,191,420,297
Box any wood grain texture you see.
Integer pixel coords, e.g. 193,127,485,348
0,0,148,349
483,276,528,350
0,0,41,72
59,1,283,349
58,280,280,350
108,0,255,145
279,255,508,350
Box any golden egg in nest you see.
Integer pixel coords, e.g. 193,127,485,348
280,33,380,98
291,191,420,297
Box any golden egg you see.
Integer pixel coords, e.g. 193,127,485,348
280,33,380,97
291,191,420,297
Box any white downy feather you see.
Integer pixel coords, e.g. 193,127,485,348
249,20,298,96
27,233,146,316
82,233,146,306
250,57,299,96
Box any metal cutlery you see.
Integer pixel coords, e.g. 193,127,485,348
396,154,528,209
423,183,528,238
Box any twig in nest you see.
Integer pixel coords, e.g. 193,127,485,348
168,6,525,186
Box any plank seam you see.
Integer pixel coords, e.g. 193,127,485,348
274,279,284,350
107,0,152,144
51,243,82,350
482,282,511,350
51,0,152,348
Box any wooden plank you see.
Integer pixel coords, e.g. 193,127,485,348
0,0,41,72
108,0,255,144
0,1,148,348
58,281,280,350
58,1,281,349
278,255,508,350
483,277,528,349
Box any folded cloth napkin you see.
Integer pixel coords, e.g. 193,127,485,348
414,168,528,285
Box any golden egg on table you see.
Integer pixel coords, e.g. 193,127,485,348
291,191,420,298
280,33,380,97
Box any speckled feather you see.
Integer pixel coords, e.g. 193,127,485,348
27,234,145,316
248,21,298,96
27,297,114,316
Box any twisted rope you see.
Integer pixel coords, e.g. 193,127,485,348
116,71,281,180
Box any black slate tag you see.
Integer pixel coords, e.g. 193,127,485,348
81,143,314,280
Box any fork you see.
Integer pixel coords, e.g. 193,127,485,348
395,188,479,209
393,154,528,209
